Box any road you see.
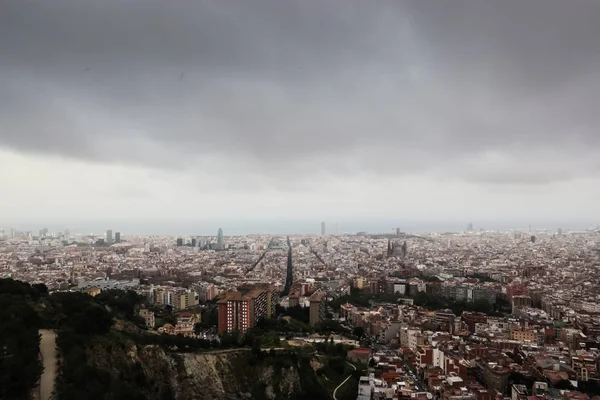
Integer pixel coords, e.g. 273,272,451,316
38,330,57,400
333,361,357,400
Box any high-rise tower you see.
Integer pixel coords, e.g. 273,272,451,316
106,230,113,244
217,228,225,250
321,221,326,235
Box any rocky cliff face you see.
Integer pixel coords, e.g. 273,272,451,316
88,339,327,400
170,351,310,400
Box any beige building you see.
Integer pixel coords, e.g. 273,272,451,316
139,309,155,328
511,329,537,343
176,291,199,310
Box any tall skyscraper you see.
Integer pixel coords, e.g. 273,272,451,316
115,232,121,243
282,236,293,295
321,221,326,235
217,228,225,250
467,223,473,231
335,222,339,235
396,228,401,236
106,230,113,244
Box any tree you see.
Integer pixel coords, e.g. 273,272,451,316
579,380,600,396
471,299,493,314
94,289,143,320
508,372,536,389
0,294,43,399
353,326,365,339
201,306,219,328
554,380,575,390
327,357,346,374
251,338,263,358
33,283,49,296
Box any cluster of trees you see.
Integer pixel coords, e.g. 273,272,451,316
0,278,340,400
256,310,352,337
94,289,144,321
413,292,504,316
467,273,499,283
329,287,405,310
0,279,143,399
418,275,442,282
0,279,46,399
314,340,351,375
0,285,160,399
257,312,313,334
314,340,349,358
277,305,310,324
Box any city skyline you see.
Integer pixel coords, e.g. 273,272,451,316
1,0,600,223
1,219,597,237
2,1,600,399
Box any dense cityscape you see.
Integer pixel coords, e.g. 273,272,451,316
2,0,600,399
1,223,599,400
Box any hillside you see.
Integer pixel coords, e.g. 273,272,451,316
78,331,329,400
0,279,338,400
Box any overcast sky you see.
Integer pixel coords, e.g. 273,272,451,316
1,0,599,234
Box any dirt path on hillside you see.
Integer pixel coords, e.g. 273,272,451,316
38,330,57,400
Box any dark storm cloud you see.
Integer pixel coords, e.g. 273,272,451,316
1,0,599,184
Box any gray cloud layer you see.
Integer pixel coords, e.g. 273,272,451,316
1,0,600,185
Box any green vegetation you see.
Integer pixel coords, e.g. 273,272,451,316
467,273,499,283
257,312,313,334
418,274,442,282
0,278,352,400
334,367,364,400
329,287,405,309
199,305,218,328
0,279,45,399
508,372,537,389
413,292,504,316
277,304,310,324
578,380,600,396
312,340,364,399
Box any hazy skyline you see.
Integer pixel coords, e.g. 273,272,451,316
1,0,600,230
1,219,594,237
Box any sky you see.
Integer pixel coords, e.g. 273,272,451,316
1,0,600,235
